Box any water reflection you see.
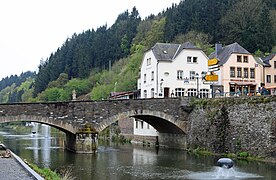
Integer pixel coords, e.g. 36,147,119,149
0,125,275,179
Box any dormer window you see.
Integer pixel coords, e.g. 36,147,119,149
147,58,151,65
163,50,168,54
237,55,242,62
193,57,198,63
243,56,248,63
187,56,192,63
187,56,198,63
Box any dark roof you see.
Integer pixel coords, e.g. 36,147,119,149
151,42,199,61
261,53,276,67
209,42,250,65
254,57,266,66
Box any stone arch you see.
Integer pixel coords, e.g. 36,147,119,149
95,110,187,134
0,115,78,134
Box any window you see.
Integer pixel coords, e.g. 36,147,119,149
175,88,185,97
199,89,209,98
267,75,271,83
193,57,198,63
143,90,147,98
189,71,196,80
187,56,192,63
250,68,255,78
244,68,248,78
147,58,151,65
274,75,276,83
151,88,154,98
237,67,242,78
177,70,183,79
187,56,198,63
135,120,138,129
141,121,144,129
147,123,150,129
274,61,276,69
144,74,146,83
230,67,235,77
151,71,154,81
237,55,242,62
188,88,197,97
243,56,248,63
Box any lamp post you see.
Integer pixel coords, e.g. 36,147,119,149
160,78,164,97
195,73,199,98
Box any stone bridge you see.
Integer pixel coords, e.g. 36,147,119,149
0,98,192,153
1,96,275,160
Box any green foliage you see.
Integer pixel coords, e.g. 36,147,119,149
26,162,61,180
173,31,213,54
91,84,113,100
239,151,250,158
254,49,264,57
37,78,92,101
88,48,143,100
220,0,273,53
48,73,69,88
37,88,62,101
144,17,166,48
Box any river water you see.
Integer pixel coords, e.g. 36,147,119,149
0,124,275,180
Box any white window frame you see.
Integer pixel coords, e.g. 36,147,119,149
189,71,196,80
175,88,185,97
177,70,183,80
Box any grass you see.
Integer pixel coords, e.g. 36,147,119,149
24,160,75,180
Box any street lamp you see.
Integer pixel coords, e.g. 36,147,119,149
159,79,164,96
195,73,199,98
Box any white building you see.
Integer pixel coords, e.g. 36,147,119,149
137,42,210,98
134,119,158,137
135,42,210,141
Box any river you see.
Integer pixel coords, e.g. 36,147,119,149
0,124,275,180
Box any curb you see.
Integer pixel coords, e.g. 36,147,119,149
11,152,44,180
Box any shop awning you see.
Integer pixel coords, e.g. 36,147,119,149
266,85,276,89
229,82,257,86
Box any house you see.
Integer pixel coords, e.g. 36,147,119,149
137,42,210,99
134,42,210,143
209,42,262,96
261,54,276,95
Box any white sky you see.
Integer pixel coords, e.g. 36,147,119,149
0,0,180,79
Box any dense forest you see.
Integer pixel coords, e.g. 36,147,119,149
1,0,276,103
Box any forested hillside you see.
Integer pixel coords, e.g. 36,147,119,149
0,71,35,103
1,0,276,103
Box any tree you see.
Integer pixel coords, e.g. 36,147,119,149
144,17,166,48
254,3,273,53
219,0,264,52
173,31,212,54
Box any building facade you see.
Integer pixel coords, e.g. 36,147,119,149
261,54,276,95
209,43,262,96
137,42,210,99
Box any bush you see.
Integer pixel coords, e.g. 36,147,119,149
239,151,249,158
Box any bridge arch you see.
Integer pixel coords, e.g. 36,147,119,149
0,115,78,134
95,110,187,134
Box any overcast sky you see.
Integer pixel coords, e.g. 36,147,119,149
0,0,181,79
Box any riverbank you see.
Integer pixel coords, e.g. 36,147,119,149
0,144,43,180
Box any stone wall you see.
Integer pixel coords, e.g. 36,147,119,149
187,96,276,159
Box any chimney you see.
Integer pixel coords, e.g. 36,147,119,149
215,43,222,57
